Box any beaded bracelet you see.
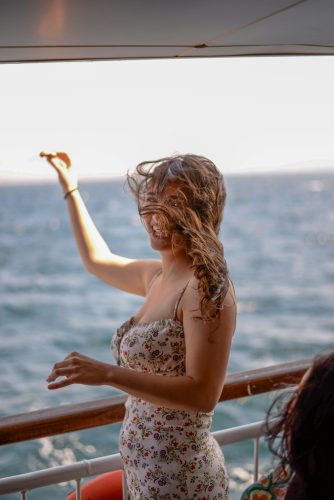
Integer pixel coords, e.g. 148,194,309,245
64,187,78,200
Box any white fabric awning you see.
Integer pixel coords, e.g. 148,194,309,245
1,0,333,64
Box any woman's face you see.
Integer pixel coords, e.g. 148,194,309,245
142,181,186,252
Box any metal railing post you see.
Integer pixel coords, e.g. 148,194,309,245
253,437,260,482
122,468,128,500
75,479,81,500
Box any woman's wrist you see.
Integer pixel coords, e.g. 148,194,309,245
64,186,79,200
105,364,116,386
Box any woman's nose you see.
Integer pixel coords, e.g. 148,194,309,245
151,213,159,225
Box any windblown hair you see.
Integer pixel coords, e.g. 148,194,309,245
265,351,334,499
126,154,231,321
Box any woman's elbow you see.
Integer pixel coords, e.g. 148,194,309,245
186,377,221,412
200,399,219,413
194,390,220,413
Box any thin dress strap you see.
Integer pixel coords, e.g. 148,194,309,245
173,280,190,321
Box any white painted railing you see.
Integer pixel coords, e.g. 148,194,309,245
0,418,277,499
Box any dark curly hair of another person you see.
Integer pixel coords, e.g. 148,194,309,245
265,351,334,499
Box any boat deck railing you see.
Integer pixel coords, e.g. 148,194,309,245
0,358,311,498
0,418,280,499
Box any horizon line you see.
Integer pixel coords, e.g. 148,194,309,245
0,166,333,186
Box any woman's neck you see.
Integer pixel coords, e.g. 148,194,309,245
159,249,192,282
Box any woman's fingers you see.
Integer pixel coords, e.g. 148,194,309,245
56,152,71,167
39,151,71,170
64,351,82,361
40,153,63,173
48,376,76,390
46,361,78,390
39,150,77,193
46,365,76,382
46,351,110,390
46,352,85,389
46,354,79,381
39,151,57,158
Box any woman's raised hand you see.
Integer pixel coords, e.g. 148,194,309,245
46,352,112,390
40,151,78,195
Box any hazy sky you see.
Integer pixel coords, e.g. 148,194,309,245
0,55,334,183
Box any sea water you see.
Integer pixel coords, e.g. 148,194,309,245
0,171,333,499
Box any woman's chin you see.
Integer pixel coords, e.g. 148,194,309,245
149,233,172,249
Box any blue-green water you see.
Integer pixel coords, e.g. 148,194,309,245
0,172,333,499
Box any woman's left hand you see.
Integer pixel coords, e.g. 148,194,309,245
46,352,112,390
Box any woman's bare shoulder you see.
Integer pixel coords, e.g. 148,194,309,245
184,275,237,309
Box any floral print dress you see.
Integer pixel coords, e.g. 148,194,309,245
111,283,229,499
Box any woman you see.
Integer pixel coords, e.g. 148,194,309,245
241,351,334,499
43,152,237,499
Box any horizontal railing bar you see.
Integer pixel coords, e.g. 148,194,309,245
0,419,272,495
0,395,127,446
0,358,311,446
212,417,279,446
0,452,123,494
221,357,310,400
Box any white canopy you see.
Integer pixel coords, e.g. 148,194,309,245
0,0,333,63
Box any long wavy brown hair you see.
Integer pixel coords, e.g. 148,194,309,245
126,154,231,321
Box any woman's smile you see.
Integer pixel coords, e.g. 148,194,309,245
151,225,170,240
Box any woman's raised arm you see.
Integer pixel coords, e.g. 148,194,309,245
40,152,161,296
